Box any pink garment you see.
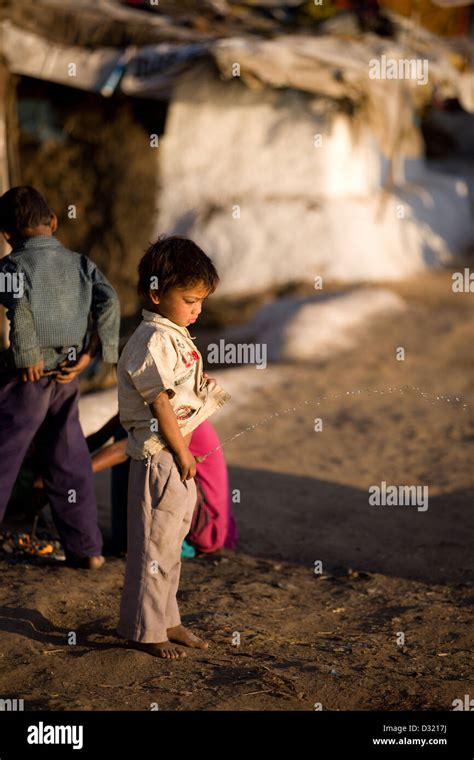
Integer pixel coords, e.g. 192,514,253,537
189,419,237,552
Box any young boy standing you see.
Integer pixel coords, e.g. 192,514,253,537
0,186,120,568
117,235,231,659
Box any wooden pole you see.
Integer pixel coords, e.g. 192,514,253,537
0,56,20,350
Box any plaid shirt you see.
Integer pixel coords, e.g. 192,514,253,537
0,235,120,370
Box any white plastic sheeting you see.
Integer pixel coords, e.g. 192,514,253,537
0,21,122,93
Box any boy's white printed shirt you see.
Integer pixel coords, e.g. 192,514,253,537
117,309,231,460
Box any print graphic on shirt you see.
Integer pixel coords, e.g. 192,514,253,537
182,349,199,368
174,367,194,387
175,404,198,422
174,336,200,368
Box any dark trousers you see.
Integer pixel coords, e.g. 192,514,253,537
0,371,102,559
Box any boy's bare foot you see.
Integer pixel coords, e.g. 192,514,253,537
65,555,105,570
86,555,105,570
126,640,187,659
167,624,209,649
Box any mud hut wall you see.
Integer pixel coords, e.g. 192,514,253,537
156,65,472,295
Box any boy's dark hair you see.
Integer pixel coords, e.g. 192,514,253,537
0,186,52,236
137,235,219,300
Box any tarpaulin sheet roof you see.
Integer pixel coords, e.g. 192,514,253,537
0,0,281,48
0,0,472,151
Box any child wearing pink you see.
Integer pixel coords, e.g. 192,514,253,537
188,419,237,553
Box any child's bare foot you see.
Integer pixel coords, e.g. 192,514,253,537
65,555,105,570
167,624,209,649
126,640,187,659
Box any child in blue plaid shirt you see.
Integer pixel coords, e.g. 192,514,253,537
0,186,120,568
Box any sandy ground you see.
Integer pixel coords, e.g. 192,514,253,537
0,270,473,711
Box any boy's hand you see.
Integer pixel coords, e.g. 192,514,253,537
176,449,197,482
22,360,45,382
203,372,217,389
54,352,92,384
54,333,99,383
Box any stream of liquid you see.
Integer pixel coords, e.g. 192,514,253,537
194,385,469,463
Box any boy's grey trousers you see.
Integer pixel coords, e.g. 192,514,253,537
117,448,197,642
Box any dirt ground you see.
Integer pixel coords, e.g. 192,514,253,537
0,270,473,711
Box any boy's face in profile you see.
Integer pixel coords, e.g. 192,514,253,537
149,281,210,328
